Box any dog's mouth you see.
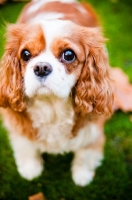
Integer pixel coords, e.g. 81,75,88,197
35,84,53,97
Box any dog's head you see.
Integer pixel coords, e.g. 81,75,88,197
0,20,113,114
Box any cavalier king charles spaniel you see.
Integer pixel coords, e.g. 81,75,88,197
0,0,114,186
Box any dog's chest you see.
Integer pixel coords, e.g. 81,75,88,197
27,98,75,150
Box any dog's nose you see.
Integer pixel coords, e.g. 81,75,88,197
33,62,52,77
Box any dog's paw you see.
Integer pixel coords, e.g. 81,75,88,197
72,167,95,186
18,157,44,180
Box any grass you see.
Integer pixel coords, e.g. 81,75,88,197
0,0,132,199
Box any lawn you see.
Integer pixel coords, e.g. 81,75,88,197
0,0,132,199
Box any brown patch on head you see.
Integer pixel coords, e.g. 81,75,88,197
4,23,45,77
6,23,45,56
17,24,45,74
19,24,45,56
0,23,45,111
18,1,99,27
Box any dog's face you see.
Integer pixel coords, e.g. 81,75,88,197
0,20,113,114
22,21,85,99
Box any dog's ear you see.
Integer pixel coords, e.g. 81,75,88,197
0,24,26,112
75,27,113,115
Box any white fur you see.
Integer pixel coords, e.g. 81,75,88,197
59,0,76,3
4,94,103,183
76,5,87,14
9,133,44,180
4,1,105,185
27,98,75,154
40,20,74,45
28,0,47,14
6,96,103,183
24,21,77,99
28,12,64,22
24,51,76,98
27,99,101,153
28,0,76,14
72,149,103,186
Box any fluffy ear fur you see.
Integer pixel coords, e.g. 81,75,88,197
75,28,113,116
0,25,26,112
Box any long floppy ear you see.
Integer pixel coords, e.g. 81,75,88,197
0,25,26,112
75,28,113,116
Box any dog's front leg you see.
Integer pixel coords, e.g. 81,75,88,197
9,133,44,180
71,131,105,186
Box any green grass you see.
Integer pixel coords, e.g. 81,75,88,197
88,0,132,81
0,0,132,199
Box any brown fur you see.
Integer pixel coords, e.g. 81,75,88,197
0,24,45,112
0,108,37,140
0,1,113,140
17,1,99,27
0,1,117,185
73,28,113,116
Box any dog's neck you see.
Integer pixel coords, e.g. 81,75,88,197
27,96,75,138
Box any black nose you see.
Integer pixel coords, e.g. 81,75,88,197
33,62,52,77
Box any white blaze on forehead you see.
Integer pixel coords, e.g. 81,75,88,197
40,20,83,57
40,20,73,48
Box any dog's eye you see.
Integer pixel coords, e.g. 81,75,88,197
21,49,31,62
61,49,76,63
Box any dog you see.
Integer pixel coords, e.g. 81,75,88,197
0,0,114,186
